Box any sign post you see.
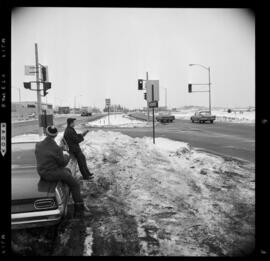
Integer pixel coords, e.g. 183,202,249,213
146,80,159,144
105,99,111,125
152,85,155,144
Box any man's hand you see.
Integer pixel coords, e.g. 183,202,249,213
82,130,89,137
63,151,70,163
63,151,70,157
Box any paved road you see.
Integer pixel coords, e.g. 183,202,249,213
11,114,105,137
102,119,255,163
12,115,255,163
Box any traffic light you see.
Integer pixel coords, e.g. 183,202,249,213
188,83,192,93
41,66,48,82
23,82,31,89
43,82,51,96
144,92,147,100
138,79,143,90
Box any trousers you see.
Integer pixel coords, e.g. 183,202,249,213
73,151,92,179
39,167,83,203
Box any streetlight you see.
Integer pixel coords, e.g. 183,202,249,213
189,63,211,113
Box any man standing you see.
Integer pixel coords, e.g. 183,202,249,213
64,118,94,180
35,125,90,218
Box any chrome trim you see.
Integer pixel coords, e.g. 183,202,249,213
34,198,56,210
12,209,61,219
12,217,61,226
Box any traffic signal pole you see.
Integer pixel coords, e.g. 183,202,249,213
146,72,149,122
35,43,43,136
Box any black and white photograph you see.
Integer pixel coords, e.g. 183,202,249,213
0,1,263,257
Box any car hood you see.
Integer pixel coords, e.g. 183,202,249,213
12,164,57,201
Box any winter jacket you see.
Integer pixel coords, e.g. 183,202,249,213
35,136,70,175
64,126,84,154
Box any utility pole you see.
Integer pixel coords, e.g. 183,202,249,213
35,43,43,136
208,67,211,114
146,71,149,121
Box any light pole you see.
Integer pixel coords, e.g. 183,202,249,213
189,63,211,114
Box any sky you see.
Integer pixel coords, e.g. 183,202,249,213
11,8,255,109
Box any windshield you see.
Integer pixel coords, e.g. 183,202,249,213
200,111,211,116
12,142,37,166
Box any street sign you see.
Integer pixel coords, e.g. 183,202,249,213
105,98,111,106
146,80,159,102
25,65,37,76
149,101,158,108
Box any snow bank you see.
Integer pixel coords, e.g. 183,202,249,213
80,130,255,256
86,114,152,128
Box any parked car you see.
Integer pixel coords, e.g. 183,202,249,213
11,137,77,230
156,112,175,123
190,111,216,124
81,111,92,117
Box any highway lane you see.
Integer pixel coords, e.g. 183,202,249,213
12,115,255,163
103,119,255,163
11,114,105,137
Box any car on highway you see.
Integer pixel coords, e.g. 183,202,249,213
190,111,216,124
81,111,92,117
156,112,175,123
11,136,77,230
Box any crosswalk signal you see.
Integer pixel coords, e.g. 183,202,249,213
188,83,192,93
138,79,143,90
144,92,147,100
41,66,48,82
23,82,31,90
43,82,51,96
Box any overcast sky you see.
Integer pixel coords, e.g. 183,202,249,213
12,8,255,109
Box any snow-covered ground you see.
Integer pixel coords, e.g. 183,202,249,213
173,109,255,124
86,114,152,128
12,131,255,256
79,130,254,256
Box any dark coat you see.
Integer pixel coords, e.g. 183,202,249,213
35,136,70,175
64,126,84,154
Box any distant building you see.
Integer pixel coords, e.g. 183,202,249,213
12,101,53,121
58,106,70,114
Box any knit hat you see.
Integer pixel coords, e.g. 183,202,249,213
67,118,76,126
45,125,58,137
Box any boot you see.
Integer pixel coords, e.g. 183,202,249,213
73,202,91,219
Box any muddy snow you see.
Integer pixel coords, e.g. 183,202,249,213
12,130,255,256
78,130,255,256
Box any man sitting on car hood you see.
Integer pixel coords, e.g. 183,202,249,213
35,125,90,218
